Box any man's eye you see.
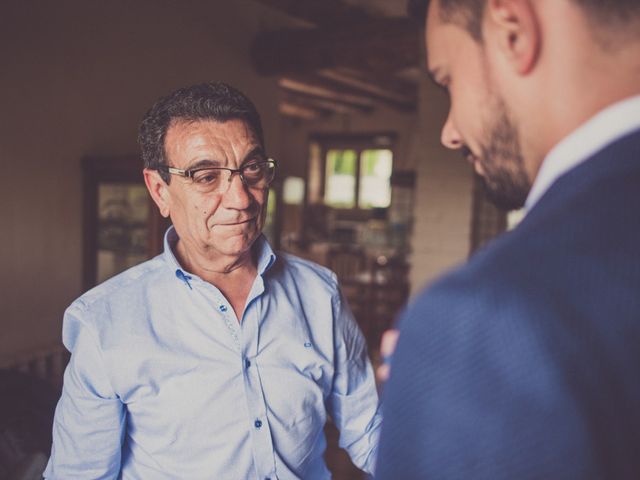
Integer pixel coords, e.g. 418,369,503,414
194,170,221,184
244,163,261,174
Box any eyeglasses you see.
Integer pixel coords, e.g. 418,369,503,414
160,159,277,194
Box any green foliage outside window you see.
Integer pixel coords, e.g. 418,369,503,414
325,150,357,208
324,148,393,209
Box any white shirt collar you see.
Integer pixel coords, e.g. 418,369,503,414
525,94,640,211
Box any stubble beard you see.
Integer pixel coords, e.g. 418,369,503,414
478,98,532,211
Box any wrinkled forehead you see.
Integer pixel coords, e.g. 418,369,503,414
164,118,263,166
169,117,260,144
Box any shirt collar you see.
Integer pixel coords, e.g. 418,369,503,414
252,234,277,275
525,94,640,211
162,226,277,278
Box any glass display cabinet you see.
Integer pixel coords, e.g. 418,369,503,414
82,156,170,289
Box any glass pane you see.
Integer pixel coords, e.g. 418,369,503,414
97,184,149,283
359,149,393,208
324,149,357,208
283,176,305,205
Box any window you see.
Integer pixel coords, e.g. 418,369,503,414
283,176,305,205
359,149,393,208
320,138,394,210
325,149,357,208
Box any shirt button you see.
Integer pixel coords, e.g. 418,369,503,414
219,305,228,312
254,419,262,429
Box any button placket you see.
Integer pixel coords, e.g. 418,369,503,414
240,295,277,479
217,300,241,347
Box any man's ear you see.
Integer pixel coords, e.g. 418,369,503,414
143,168,171,218
486,0,540,75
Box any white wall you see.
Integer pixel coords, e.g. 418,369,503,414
408,77,475,294
0,0,293,359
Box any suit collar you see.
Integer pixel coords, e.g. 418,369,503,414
526,94,640,211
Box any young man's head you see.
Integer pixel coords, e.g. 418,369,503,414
410,0,640,210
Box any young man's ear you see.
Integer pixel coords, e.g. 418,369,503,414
486,0,540,75
143,168,171,218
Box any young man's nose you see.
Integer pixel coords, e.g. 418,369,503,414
441,112,463,150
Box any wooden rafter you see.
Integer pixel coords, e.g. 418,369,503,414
280,71,415,112
252,0,421,119
251,18,419,76
279,102,322,120
250,0,372,27
317,68,416,110
282,91,371,115
279,77,376,110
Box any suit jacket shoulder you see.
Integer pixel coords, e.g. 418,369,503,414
377,130,640,480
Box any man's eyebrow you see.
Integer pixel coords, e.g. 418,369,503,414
184,146,265,170
186,159,223,170
242,146,267,164
427,67,449,93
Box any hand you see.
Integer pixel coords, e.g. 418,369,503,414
376,329,399,383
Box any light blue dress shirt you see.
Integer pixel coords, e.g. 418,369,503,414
44,227,381,479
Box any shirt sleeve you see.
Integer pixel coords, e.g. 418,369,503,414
44,303,126,479
327,286,382,475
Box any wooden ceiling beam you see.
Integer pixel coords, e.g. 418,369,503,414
317,68,417,110
250,0,371,27
279,101,323,120
251,18,419,76
279,77,376,110
282,91,371,115
280,73,417,112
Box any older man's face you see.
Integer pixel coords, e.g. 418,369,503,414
162,118,268,259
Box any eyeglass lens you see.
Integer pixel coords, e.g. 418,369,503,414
191,161,275,193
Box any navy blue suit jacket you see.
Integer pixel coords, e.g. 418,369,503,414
377,130,640,479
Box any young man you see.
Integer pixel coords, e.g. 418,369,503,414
378,0,640,478
45,83,380,479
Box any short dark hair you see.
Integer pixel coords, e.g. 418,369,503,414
138,82,265,183
407,0,640,42
575,0,640,37
407,0,484,41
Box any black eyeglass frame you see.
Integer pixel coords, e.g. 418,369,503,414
158,159,277,189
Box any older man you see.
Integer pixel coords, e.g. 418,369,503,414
45,82,380,479
378,0,640,478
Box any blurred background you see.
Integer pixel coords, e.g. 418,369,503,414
0,0,518,478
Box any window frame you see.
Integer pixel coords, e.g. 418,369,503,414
310,132,396,211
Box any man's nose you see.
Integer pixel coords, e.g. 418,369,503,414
222,172,253,209
441,111,463,150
